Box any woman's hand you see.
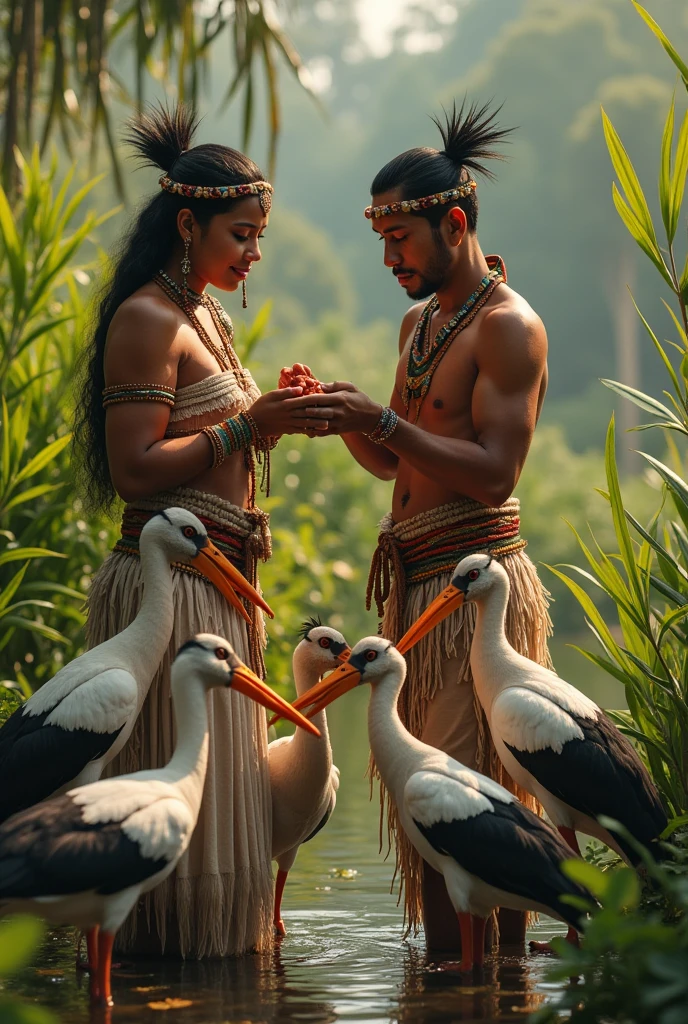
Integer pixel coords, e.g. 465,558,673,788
249,387,331,437
289,381,383,436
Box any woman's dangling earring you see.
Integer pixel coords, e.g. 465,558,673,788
242,278,248,309
181,235,191,295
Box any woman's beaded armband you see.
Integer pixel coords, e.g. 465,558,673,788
102,384,175,409
202,412,278,469
365,406,399,444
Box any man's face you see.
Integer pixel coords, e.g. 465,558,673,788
370,191,454,300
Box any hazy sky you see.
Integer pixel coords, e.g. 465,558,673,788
355,0,458,57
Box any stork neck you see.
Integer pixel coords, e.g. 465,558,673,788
162,674,211,812
470,578,512,715
119,540,175,692
290,647,332,766
367,670,425,795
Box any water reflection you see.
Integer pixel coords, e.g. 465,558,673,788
8,673,582,1023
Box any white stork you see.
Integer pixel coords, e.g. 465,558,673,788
396,553,667,889
0,507,273,826
0,634,319,1007
284,637,594,972
269,618,349,936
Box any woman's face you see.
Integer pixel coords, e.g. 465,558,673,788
184,195,268,293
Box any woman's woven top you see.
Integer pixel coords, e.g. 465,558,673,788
167,368,261,427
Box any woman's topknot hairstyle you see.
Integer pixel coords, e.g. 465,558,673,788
370,98,514,230
122,102,199,173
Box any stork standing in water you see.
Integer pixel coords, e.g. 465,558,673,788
269,618,349,936
0,507,272,825
284,637,594,972
0,635,319,1008
397,552,667,946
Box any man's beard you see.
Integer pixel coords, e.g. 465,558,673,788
403,232,452,300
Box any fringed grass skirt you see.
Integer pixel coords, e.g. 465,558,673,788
367,498,553,936
85,487,273,958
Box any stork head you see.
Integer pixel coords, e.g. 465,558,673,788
293,617,351,691
278,635,405,721
173,634,320,736
396,553,506,655
140,508,274,622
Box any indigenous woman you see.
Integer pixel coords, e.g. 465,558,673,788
74,105,325,958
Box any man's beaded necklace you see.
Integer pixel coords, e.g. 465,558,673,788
403,254,506,421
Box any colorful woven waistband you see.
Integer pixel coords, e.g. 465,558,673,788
366,498,526,617
114,506,247,577
397,511,524,586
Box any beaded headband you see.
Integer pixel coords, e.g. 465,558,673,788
364,180,477,220
158,174,273,213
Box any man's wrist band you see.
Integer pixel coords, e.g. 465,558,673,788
365,406,399,444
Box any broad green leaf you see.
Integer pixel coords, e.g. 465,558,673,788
604,867,640,912
611,184,673,287
0,616,68,644
3,483,62,513
0,548,65,567
659,96,674,239
13,433,71,484
631,2,688,87
600,378,682,424
561,858,608,899
0,999,58,1023
0,563,28,611
671,108,688,240
0,915,45,974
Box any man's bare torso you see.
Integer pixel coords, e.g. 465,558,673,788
390,283,548,521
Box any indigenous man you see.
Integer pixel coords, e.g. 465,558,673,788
298,101,551,950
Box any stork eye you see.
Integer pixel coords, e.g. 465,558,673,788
319,637,331,649
183,526,197,539
468,569,480,581
215,647,229,660
365,650,378,662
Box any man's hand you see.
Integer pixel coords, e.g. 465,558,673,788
293,381,382,436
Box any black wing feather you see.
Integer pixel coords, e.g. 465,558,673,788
506,712,667,864
302,795,336,845
0,794,167,898
0,705,122,824
413,800,591,929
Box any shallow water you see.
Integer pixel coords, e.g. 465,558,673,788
7,639,611,1023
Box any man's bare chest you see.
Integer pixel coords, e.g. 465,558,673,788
395,326,480,428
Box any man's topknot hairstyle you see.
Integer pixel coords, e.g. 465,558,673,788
370,99,514,231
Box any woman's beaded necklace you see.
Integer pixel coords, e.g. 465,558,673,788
154,270,248,390
403,254,506,421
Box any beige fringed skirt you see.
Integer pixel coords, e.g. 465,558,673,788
85,487,273,959
366,497,553,936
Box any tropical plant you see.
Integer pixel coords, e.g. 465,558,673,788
551,0,688,817
0,147,119,692
0,916,57,1023
0,0,320,195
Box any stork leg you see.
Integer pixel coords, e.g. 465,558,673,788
92,931,115,1008
87,927,101,1002
274,868,288,938
472,916,487,968
529,825,581,954
436,913,474,973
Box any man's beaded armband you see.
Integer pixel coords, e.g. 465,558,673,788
365,406,399,444
203,412,278,469
102,384,175,408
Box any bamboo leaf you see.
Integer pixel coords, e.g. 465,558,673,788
605,416,645,609
670,108,688,239
660,96,674,240
13,433,71,484
611,184,673,287
640,451,688,509
3,483,63,513
0,547,65,567
600,379,682,424
603,109,657,237
0,562,29,611
657,604,688,643
630,2,688,88
0,616,68,644
545,564,623,656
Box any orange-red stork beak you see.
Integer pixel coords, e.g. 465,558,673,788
395,584,464,655
193,540,274,623
269,661,363,725
231,663,320,737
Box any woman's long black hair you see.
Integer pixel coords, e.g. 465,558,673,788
73,103,267,513
370,99,514,230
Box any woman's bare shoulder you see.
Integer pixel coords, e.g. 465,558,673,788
105,285,183,380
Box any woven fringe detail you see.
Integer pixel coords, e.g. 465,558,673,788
85,490,273,958
168,369,260,423
368,514,553,938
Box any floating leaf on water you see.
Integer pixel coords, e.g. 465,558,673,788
147,998,194,1010
133,985,168,993
35,968,64,976
329,867,359,879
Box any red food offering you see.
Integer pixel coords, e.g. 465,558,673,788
278,362,323,394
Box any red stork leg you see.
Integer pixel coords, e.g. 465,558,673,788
472,916,488,968
274,868,288,938
86,927,101,1001
530,825,581,953
455,912,474,972
92,931,115,1008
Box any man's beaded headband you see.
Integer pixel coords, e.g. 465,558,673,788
159,174,273,213
364,179,477,220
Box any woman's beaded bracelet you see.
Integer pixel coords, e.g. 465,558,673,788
102,383,175,409
202,411,279,468
365,406,399,444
